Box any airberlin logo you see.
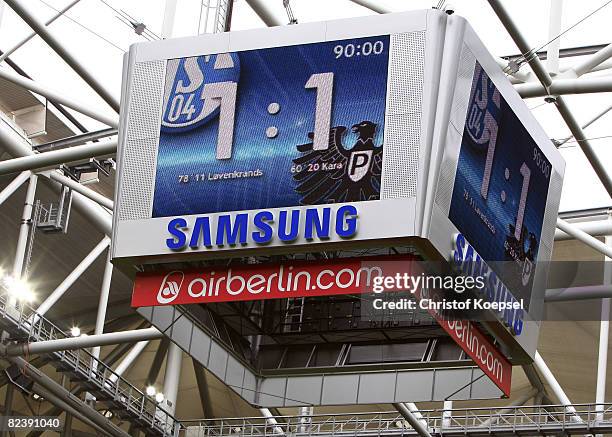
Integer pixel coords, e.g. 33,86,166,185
157,271,184,304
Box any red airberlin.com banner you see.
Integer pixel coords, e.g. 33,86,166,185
131,255,511,396
414,287,512,397
131,255,417,307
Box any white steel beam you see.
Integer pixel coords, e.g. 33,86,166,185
347,0,391,14
0,137,117,176
597,232,612,424
546,0,563,74
0,120,112,236
0,170,30,206
161,0,178,39
91,252,113,361
534,351,583,422
564,43,612,78
488,0,612,197
546,285,612,302
32,236,110,319
0,0,82,64
261,408,285,435
393,403,432,437
7,356,131,437
4,0,120,112
0,68,118,128
161,342,182,416
244,0,284,27
108,340,150,382
12,174,37,280
48,171,113,210
557,218,612,258
441,401,452,429
515,76,612,98
555,219,612,241
2,327,162,356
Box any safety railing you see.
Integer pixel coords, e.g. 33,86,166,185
0,290,180,437
178,403,612,436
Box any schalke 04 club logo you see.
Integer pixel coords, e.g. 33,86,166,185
161,53,240,133
292,120,383,204
466,63,501,151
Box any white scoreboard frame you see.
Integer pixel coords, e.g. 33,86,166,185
112,9,444,262
112,10,565,363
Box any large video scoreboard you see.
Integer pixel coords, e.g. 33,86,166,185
113,10,564,380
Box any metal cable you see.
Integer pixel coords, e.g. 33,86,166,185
37,0,125,52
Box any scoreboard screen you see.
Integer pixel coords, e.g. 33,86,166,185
448,62,552,298
154,36,389,217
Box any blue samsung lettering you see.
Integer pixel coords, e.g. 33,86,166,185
216,214,248,246
166,217,187,250
336,205,358,237
278,210,301,242
190,216,212,248
252,211,274,243
305,208,330,240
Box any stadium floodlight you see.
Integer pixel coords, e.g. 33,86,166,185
3,275,35,302
146,385,156,396
70,326,81,337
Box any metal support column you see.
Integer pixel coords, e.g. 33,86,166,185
487,0,612,197
161,0,178,39
0,68,118,128
0,170,31,206
597,229,612,425
0,138,117,176
0,0,82,63
48,172,113,210
244,0,284,26
2,327,162,356
546,0,563,74
261,408,285,435
557,218,612,258
161,342,182,416
91,252,113,361
393,403,432,437
6,356,130,437
348,0,390,14
32,236,110,320
12,173,37,281
192,358,213,418
4,0,120,112
534,351,583,422
108,340,150,382
441,401,452,429
299,406,313,433
555,219,612,241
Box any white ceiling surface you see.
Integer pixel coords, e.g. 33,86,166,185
0,0,611,212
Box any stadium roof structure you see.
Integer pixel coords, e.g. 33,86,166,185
0,1,611,436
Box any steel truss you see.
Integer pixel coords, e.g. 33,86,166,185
0,288,177,436
178,404,612,437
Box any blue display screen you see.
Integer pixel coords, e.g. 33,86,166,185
153,36,390,217
449,62,551,296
